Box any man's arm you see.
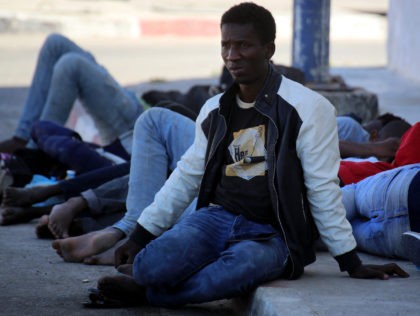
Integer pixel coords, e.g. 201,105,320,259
295,95,408,278
339,138,400,160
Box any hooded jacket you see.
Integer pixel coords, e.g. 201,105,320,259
137,66,361,279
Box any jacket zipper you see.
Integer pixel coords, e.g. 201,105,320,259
258,106,296,277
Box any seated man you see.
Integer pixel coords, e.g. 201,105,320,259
342,163,420,268
0,33,144,154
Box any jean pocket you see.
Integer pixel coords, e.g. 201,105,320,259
230,215,278,241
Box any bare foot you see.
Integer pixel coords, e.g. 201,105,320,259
0,205,51,225
36,215,53,239
36,215,84,239
0,137,27,154
48,197,86,239
97,274,147,305
51,227,124,263
84,239,126,266
2,184,61,207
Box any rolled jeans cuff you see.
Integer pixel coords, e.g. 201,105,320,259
80,189,101,216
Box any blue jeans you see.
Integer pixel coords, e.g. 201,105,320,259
31,120,117,174
16,33,143,146
342,164,420,258
59,162,130,198
336,116,370,142
132,206,289,306
113,108,196,236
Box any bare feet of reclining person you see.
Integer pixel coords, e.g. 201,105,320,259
0,205,51,225
2,184,62,207
52,227,125,263
35,214,85,239
35,196,88,238
47,196,87,239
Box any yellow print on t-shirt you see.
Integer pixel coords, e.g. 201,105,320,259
225,124,267,180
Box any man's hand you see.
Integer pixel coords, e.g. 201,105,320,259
114,239,143,268
349,263,409,280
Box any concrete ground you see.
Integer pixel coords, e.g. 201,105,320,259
1,1,420,315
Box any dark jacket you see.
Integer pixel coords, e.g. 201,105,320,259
137,65,361,279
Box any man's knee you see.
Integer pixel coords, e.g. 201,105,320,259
52,53,89,77
44,33,69,48
132,248,167,287
134,107,171,137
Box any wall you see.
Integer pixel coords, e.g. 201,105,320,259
388,0,420,83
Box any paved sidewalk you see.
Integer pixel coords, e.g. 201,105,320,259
1,221,419,316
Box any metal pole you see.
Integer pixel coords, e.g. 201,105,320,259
292,0,331,83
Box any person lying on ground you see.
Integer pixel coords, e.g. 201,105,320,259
0,33,144,155
342,163,420,269
338,117,410,160
339,121,420,185
86,3,408,309
0,162,129,225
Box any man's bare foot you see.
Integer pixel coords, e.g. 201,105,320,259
2,184,61,207
0,205,51,225
97,274,147,305
51,227,125,263
36,215,84,239
48,197,86,239
0,137,27,154
84,239,126,266
36,215,54,239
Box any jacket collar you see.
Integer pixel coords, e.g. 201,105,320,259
219,64,282,116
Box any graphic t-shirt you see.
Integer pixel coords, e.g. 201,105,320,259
212,96,274,223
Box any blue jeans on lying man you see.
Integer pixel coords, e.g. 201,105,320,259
341,163,420,259
133,205,289,306
16,33,143,147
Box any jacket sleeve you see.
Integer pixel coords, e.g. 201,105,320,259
295,94,358,259
136,101,213,237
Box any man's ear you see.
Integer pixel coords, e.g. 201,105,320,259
265,41,275,60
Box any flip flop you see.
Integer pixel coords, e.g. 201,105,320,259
83,288,134,309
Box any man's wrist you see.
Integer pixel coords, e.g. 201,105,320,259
129,223,156,249
334,248,362,273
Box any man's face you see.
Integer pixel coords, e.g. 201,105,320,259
221,23,273,85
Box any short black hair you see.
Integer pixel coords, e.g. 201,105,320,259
377,120,412,140
221,2,276,44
